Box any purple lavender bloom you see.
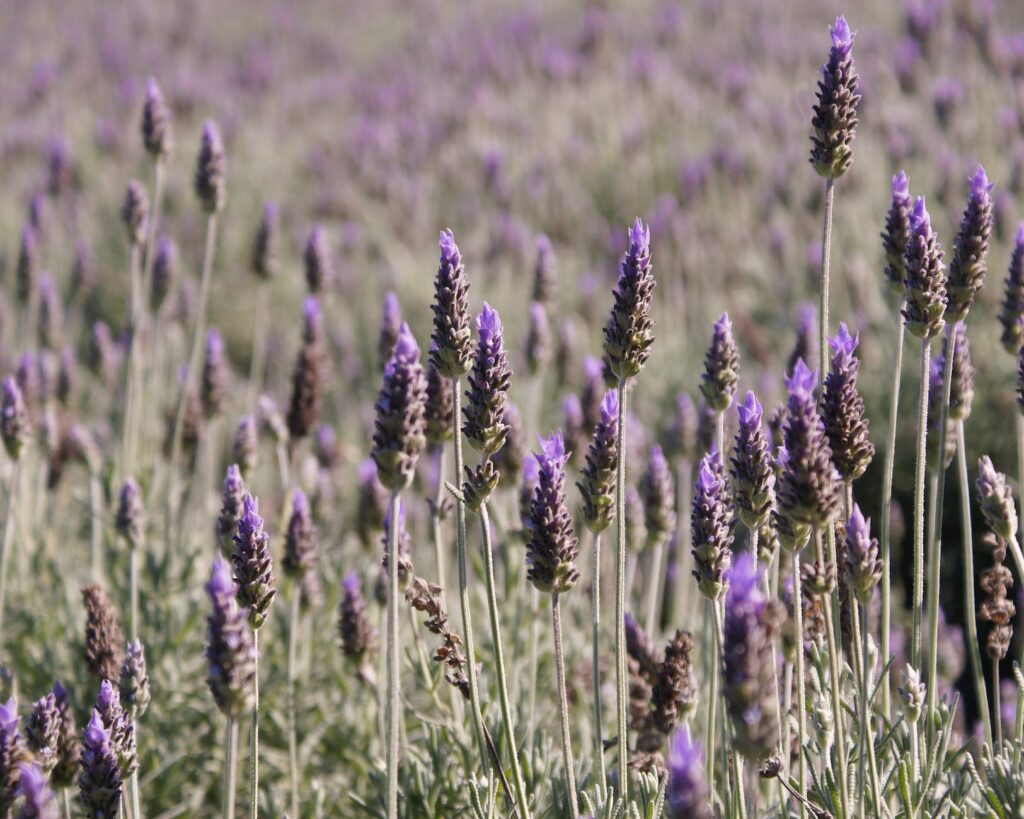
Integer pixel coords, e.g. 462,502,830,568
194,120,226,214
721,553,781,759
338,571,376,661
231,494,277,629
77,712,121,818
845,503,882,600
216,464,246,554
286,296,327,441
25,695,59,778
93,681,135,777
463,303,512,457
1,377,28,460
118,640,150,719
691,446,734,600
580,356,605,433
641,444,676,547
430,229,473,378
883,171,913,294
150,235,177,311
313,424,339,470
665,728,712,819
251,202,278,280
578,389,619,533
949,323,974,421
902,196,947,340
373,322,428,490
304,225,333,294
811,16,860,178
603,218,655,381
50,684,79,790
205,556,256,717
0,698,25,813
776,359,840,527
822,323,874,481
121,180,148,246
141,77,172,160
283,489,318,582
999,223,1024,353
16,224,37,306
114,478,144,548
730,391,775,529
37,274,62,351
700,313,740,412
15,761,59,818
947,165,994,322
379,291,402,370
356,459,389,547
526,430,580,593
532,233,556,306
201,328,227,418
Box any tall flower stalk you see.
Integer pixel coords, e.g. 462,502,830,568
602,218,655,798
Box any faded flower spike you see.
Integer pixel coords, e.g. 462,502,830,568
114,478,144,549
844,503,882,601
78,712,122,819
822,323,874,481
283,489,319,582
899,665,926,724
251,202,279,280
650,630,698,735
141,77,172,160
430,229,473,379
700,312,740,412
232,416,257,478
730,391,776,529
777,359,840,527
194,120,226,214
231,494,277,630
25,694,59,778
603,218,655,381
641,444,676,548
1000,223,1024,354
882,171,913,295
82,585,125,682
1,377,28,460
948,323,974,421
691,445,734,600
338,571,376,663
578,389,619,534
118,639,151,719
722,553,782,760
303,225,333,294
121,180,148,246
463,302,512,456
526,430,580,594
976,456,1017,542
665,727,712,819
946,165,994,322
810,16,860,179
216,464,246,554
205,556,257,718
372,322,428,491
902,196,947,341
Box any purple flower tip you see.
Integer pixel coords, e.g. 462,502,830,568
292,489,309,517
343,571,360,596
696,458,719,495
971,165,993,197
628,218,650,255
784,359,817,399
522,454,540,485
241,494,263,529
207,555,236,597
145,76,161,99
202,120,220,145
97,679,116,711
848,502,870,540
583,356,603,381
84,710,108,746
392,322,420,364
1015,222,1024,249
563,394,583,425
263,201,278,220
206,328,223,353
535,429,569,470
439,228,460,267
383,291,400,323
303,295,322,326
714,312,732,335
0,698,15,732
477,302,502,342
831,16,855,54
893,171,910,198
536,233,552,256
911,195,931,235
225,463,242,487
726,551,761,606
829,322,858,359
737,391,762,428
667,725,705,782
600,389,619,425
16,762,49,799
650,443,668,470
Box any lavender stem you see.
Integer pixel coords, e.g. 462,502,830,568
288,584,301,819
551,592,579,819
385,489,401,819
793,551,808,819
911,340,932,669
614,374,629,800
249,629,260,819
223,717,238,819
590,531,606,787
819,525,850,819
819,179,835,385
0,461,19,643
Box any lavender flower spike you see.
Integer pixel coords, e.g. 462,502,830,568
578,389,619,533
810,16,860,179
206,556,257,717
976,456,1017,542
303,225,333,294
822,322,874,481
216,464,246,554
700,312,740,412
603,218,655,381
15,761,59,819
338,571,376,662
283,489,319,582
949,324,974,421
372,322,428,490
0,377,28,460
1000,223,1024,354
379,291,402,369
232,416,257,478
231,494,277,630
201,328,227,418
25,695,59,777
527,430,580,593
121,180,148,246
665,727,713,819
524,301,551,376
691,446,734,600
430,229,473,378
286,295,327,440
251,202,279,280
463,302,512,456
845,503,882,601
722,553,782,760
119,639,151,719
882,171,913,295
641,444,675,547
0,698,25,814
194,120,226,214
114,478,144,548
946,165,994,322
141,77,172,160
902,196,947,341
78,711,121,819
730,391,775,530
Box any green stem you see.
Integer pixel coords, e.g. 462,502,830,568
552,592,579,819
880,301,906,723
911,340,932,670
818,526,849,819
614,375,629,800
852,598,883,819
819,178,836,381
0,460,20,648
479,501,531,817
705,597,719,809
994,662,1003,749
385,490,401,819
250,629,260,819
131,764,142,819
591,531,606,787
793,550,808,819
288,584,301,819
956,420,992,747
223,717,238,819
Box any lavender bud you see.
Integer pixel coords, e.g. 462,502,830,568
691,446,734,600
976,455,1017,542
899,665,926,724
194,120,226,214
356,459,389,548
665,728,712,819
901,196,947,340
946,166,994,322
777,359,840,527
141,77,172,160
82,585,124,682
810,16,860,179
231,495,277,630
232,416,258,478
338,571,377,663
283,489,318,582
730,391,776,529
580,356,605,434
1000,223,1024,354
286,296,327,440
16,224,37,307
205,556,257,717
372,323,428,490
722,554,783,760
650,630,698,733
303,225,333,294
251,202,278,280
642,444,676,547
77,712,121,818
93,681,135,777
844,504,882,601
118,640,150,719
216,464,245,555
120,180,148,246
1,378,28,460
948,323,974,421
424,358,454,446
532,233,556,306
150,236,177,311
50,684,79,790
25,695,59,777
578,389,619,534
524,301,551,376
603,219,655,381
430,229,473,378
526,431,580,593
14,761,59,819
822,323,874,481
463,303,511,457
882,171,913,295
378,292,401,370
700,312,740,412
114,478,144,548
201,328,228,418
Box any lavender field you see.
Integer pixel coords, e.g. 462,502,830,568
5,0,1024,816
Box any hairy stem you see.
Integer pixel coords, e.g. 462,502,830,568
223,717,238,819
819,178,835,382
130,546,139,642
614,375,630,800
911,340,931,670
819,526,849,819
288,583,301,819
249,630,260,819
552,592,579,819
706,597,719,809
793,550,808,819
385,489,401,819
591,531,606,787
